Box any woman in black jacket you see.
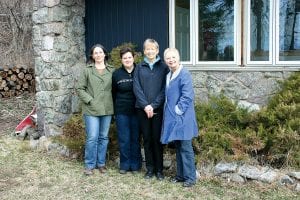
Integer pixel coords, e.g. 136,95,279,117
133,39,169,180
112,47,142,174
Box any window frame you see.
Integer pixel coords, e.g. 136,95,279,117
169,0,300,69
245,0,273,65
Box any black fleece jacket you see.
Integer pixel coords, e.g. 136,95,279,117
133,59,169,110
112,65,136,115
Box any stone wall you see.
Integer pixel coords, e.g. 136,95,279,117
32,0,85,136
191,71,291,111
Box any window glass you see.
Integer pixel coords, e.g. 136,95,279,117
279,0,300,61
198,0,234,61
175,0,190,61
250,0,270,61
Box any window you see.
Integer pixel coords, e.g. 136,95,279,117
170,0,300,67
277,0,300,63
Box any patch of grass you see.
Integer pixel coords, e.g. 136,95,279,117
0,136,298,199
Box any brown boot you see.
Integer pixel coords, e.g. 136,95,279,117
84,169,94,176
98,166,107,174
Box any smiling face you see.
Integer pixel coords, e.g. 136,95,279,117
144,42,159,63
92,47,106,64
164,48,180,72
121,52,134,69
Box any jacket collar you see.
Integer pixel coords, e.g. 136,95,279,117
87,63,112,79
121,63,136,73
166,65,183,87
141,57,161,67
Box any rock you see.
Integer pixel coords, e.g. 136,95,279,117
47,142,60,151
114,157,120,167
60,147,70,157
24,126,39,140
238,164,265,180
221,173,246,184
196,170,201,180
141,148,145,162
288,172,300,180
163,160,172,169
279,175,294,185
71,152,79,159
29,138,39,149
231,173,246,183
259,169,279,183
295,183,300,192
38,136,51,151
214,162,238,175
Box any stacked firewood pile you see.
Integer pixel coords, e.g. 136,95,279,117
0,65,35,98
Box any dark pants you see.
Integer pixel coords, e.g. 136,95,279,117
115,114,142,171
137,108,163,173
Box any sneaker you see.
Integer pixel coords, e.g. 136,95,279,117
182,181,195,187
84,169,94,176
119,169,127,174
144,171,154,179
170,177,184,183
98,166,107,174
156,172,164,181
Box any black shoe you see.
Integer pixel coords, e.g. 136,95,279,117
170,177,184,183
183,181,195,187
144,171,154,179
156,172,164,181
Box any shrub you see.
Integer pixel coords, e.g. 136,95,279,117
194,72,300,168
109,42,143,68
54,114,118,161
253,72,300,167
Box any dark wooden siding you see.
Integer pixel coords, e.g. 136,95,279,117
85,0,169,56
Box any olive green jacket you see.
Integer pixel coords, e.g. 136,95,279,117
76,64,115,116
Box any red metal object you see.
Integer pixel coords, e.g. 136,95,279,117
15,106,36,133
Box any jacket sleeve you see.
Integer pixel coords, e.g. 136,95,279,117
76,68,93,104
175,71,194,115
112,72,117,103
133,65,149,108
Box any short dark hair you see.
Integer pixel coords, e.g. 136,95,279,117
120,46,135,58
88,44,109,64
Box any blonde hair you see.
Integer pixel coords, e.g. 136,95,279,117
163,47,181,62
143,38,159,50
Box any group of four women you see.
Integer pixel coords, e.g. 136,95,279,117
76,38,198,187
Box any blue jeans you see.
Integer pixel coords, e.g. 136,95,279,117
84,114,112,169
116,114,142,171
175,140,196,183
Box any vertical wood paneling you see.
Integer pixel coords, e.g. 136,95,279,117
85,0,168,56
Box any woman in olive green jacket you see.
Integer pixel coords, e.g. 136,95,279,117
76,44,115,176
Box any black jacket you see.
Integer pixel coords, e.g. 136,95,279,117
133,59,169,109
112,65,136,115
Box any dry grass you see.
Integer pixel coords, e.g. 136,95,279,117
0,95,298,199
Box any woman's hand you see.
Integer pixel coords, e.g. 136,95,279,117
144,105,154,118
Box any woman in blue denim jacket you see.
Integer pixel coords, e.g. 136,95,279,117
161,48,198,187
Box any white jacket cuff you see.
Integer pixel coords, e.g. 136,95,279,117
175,105,183,115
